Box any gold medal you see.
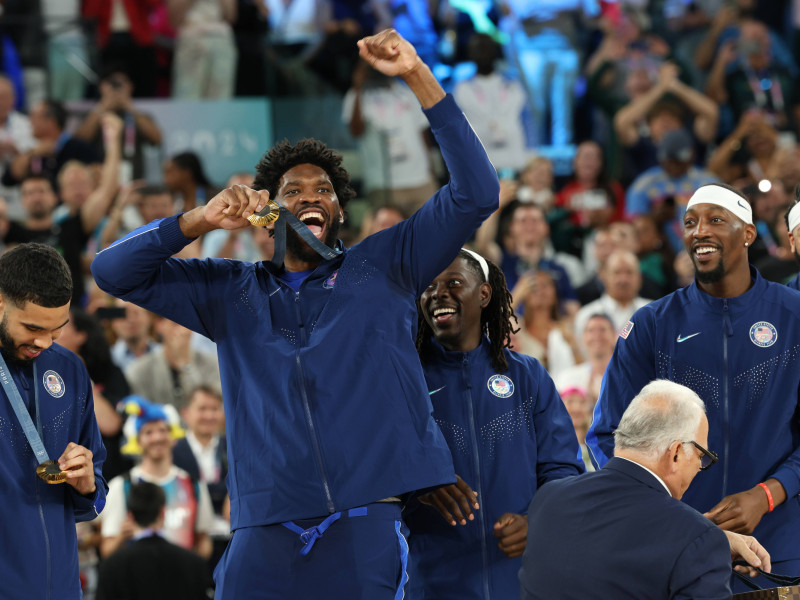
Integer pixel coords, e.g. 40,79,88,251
36,460,67,484
247,200,280,227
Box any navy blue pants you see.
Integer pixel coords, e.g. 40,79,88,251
214,503,409,599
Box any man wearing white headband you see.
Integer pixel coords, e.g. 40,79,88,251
588,182,800,590
785,199,800,291
410,249,582,599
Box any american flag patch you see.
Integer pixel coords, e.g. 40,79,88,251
619,320,634,339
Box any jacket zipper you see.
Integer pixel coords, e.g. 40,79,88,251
36,484,52,600
462,355,491,600
721,299,731,498
23,362,51,600
294,292,335,513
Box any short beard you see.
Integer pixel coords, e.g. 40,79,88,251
694,259,725,284
0,315,31,367
286,219,340,264
29,206,50,220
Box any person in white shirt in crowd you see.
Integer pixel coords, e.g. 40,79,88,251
574,249,651,352
555,312,616,403
168,0,238,99
454,33,527,174
173,385,230,569
343,58,438,214
101,398,215,560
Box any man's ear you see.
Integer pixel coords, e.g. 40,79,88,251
480,282,492,309
744,224,757,247
667,440,684,469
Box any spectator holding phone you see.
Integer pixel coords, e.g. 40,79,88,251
74,67,163,182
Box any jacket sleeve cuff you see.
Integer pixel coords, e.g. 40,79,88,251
71,484,106,519
159,214,197,250
770,468,800,500
422,94,459,130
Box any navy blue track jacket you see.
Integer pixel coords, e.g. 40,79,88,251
587,268,800,561
91,94,500,529
406,338,583,599
0,344,107,600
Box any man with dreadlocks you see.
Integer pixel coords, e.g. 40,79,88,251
91,29,500,600
408,249,583,599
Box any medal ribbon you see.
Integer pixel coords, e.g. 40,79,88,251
0,354,49,463
267,200,343,268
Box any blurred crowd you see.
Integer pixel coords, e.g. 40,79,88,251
1,0,800,597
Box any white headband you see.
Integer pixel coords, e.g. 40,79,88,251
462,248,490,281
788,202,800,234
685,185,753,225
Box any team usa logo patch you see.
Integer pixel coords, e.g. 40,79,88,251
619,320,635,340
749,321,777,348
43,370,65,398
487,375,514,398
323,271,338,289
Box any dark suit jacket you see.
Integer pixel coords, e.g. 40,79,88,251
172,436,228,516
96,534,213,600
520,457,732,600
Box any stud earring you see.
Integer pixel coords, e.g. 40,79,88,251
744,242,749,247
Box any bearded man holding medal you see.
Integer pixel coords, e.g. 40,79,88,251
92,28,499,599
0,243,107,600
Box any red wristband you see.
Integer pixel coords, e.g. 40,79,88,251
757,482,774,513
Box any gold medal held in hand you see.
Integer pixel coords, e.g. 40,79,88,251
36,460,67,484
247,200,281,227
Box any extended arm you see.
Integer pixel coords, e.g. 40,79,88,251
354,29,499,291
614,73,670,147
80,113,123,235
704,41,737,105
667,78,719,143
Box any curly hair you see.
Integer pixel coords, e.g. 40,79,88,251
252,138,356,209
416,250,519,372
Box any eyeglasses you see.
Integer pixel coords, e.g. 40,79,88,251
682,440,718,471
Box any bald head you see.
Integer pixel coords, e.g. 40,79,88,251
601,250,641,304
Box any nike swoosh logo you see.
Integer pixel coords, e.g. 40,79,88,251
428,386,446,396
738,200,748,210
676,332,702,343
